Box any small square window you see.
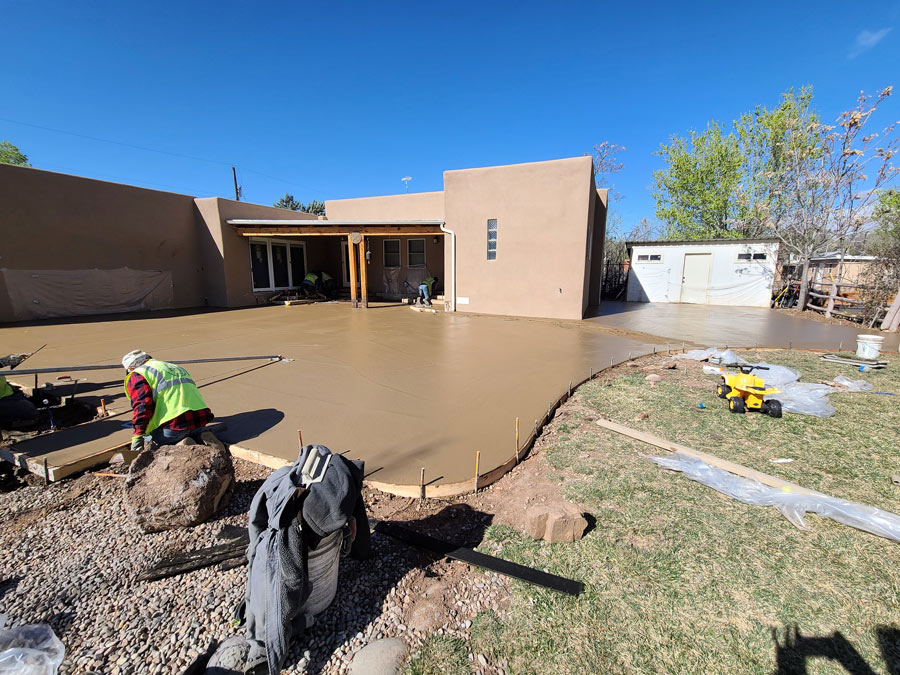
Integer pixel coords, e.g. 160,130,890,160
737,253,752,261
752,253,767,260
649,254,661,262
637,254,649,262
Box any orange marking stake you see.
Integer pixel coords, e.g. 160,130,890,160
298,429,303,449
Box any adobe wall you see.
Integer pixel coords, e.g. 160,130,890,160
194,198,319,307
0,164,203,322
325,191,445,221
444,156,594,320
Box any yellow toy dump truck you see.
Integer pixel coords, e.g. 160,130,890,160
716,364,783,418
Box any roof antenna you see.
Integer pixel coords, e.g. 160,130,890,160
401,176,412,193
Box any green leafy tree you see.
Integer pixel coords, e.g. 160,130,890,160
273,194,325,215
652,122,744,239
0,141,30,167
861,189,900,326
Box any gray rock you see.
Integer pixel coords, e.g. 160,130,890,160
348,638,406,675
124,441,234,533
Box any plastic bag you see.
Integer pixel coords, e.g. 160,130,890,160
676,348,744,364
833,375,874,393
650,452,900,543
0,624,64,675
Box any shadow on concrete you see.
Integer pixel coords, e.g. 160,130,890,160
215,409,285,445
772,624,900,675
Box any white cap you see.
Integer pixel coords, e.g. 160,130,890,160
122,350,151,370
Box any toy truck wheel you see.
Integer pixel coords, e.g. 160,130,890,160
729,397,746,414
765,399,783,418
716,383,731,399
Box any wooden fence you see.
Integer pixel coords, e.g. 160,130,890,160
806,281,900,331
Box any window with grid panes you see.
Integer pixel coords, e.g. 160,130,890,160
487,219,498,260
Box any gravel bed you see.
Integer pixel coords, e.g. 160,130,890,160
0,459,510,674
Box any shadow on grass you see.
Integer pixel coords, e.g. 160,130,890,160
772,624,900,675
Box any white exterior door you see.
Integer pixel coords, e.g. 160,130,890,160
680,253,712,304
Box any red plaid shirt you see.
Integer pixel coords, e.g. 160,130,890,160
126,371,213,437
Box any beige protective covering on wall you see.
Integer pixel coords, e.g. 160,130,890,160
2,268,174,320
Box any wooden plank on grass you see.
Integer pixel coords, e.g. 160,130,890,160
594,417,821,496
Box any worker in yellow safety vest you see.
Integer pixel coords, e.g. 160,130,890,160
122,350,214,453
0,353,38,428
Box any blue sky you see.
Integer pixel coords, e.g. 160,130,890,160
3,1,899,231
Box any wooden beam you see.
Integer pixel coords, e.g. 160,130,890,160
359,234,369,308
234,227,444,237
348,234,359,309
594,417,820,496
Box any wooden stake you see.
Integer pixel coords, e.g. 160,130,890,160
515,417,520,463
298,429,303,449
43,458,49,486
595,417,820,496
568,381,572,397
839,341,843,353
474,451,480,494
100,398,107,417
420,467,426,501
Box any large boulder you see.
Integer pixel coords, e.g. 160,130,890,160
125,435,234,533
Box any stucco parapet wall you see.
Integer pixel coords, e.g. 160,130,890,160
325,191,445,221
442,154,593,179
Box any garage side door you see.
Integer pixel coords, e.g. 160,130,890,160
680,253,712,304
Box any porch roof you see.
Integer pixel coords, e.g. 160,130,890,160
227,218,446,237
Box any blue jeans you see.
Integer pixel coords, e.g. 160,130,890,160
150,426,191,446
418,284,431,302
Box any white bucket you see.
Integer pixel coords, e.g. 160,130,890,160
856,334,885,360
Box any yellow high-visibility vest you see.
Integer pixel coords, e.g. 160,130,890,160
124,360,208,434
0,376,13,399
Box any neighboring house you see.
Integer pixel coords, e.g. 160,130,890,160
808,252,877,287
0,156,607,322
625,239,780,308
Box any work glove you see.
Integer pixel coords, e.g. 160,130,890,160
131,436,145,453
0,353,27,368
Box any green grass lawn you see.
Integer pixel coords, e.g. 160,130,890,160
409,350,900,674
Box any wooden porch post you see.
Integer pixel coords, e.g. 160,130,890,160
348,234,359,308
359,234,369,308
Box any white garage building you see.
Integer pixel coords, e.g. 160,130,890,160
625,238,780,307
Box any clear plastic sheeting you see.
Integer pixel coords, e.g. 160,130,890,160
0,623,64,675
833,375,874,392
650,452,900,543
677,348,874,418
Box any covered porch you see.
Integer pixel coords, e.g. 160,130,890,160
227,218,453,309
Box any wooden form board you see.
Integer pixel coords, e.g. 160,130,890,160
594,417,821,496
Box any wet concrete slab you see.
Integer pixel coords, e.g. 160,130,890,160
2,302,893,487
587,302,900,352
1,304,658,486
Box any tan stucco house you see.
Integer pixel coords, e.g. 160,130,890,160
0,156,607,322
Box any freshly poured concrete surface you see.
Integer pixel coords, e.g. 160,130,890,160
3,302,892,487
588,302,900,352
1,304,659,486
